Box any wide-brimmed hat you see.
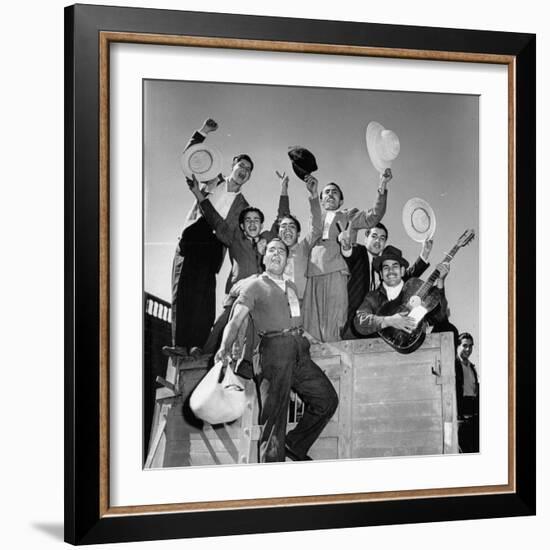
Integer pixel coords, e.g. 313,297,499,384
287,146,318,181
180,143,222,182
402,197,436,242
189,361,246,425
372,244,410,272
366,121,401,174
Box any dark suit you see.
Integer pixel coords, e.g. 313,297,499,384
341,244,429,339
171,131,249,349
455,358,479,453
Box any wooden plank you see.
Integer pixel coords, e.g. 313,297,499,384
162,446,191,468
354,444,443,458
353,415,442,434
310,437,339,460
237,379,257,464
337,352,353,460
352,430,442,449
354,376,441,402
353,361,437,380
356,400,442,419
189,437,248,454
439,332,459,453
189,452,238,466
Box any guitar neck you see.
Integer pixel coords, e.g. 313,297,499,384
417,244,461,298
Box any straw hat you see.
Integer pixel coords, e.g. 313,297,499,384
402,197,436,242
366,121,401,174
180,143,222,182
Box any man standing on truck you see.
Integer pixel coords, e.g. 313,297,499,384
215,238,338,463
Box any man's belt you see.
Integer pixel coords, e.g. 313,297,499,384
259,327,304,338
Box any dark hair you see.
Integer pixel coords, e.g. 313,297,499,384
458,332,474,345
232,154,254,172
366,222,389,240
239,207,264,226
266,237,289,256
279,213,301,234
320,182,344,203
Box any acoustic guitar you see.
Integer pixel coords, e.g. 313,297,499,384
377,229,475,354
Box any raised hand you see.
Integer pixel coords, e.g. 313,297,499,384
275,170,289,193
379,168,392,192
200,118,219,134
421,238,434,261
303,174,319,196
336,219,353,251
186,174,200,193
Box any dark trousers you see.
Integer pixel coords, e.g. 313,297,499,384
173,218,223,349
458,396,479,453
203,306,231,355
256,333,338,462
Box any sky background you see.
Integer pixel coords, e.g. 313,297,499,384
144,79,479,363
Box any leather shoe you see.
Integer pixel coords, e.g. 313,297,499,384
285,444,312,461
162,345,188,357
189,346,203,359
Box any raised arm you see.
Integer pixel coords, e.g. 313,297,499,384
264,171,291,239
301,175,323,246
405,238,433,280
350,169,392,231
183,117,218,151
187,174,235,246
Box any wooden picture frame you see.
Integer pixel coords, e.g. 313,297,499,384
65,4,535,544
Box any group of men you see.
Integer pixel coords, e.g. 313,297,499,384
163,117,478,461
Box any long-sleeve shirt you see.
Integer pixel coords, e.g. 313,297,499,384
307,190,387,277
282,195,323,299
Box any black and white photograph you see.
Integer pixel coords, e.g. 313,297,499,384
143,79,479,468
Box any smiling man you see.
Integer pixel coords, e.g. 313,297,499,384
354,245,449,337
215,238,338,463
455,332,479,453
166,117,255,358
277,172,323,302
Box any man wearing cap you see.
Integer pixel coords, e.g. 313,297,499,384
215,238,338,463
339,222,433,339
354,245,450,337
303,170,390,343
167,117,255,357
455,332,479,453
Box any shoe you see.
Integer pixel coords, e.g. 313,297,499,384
162,345,188,357
189,346,203,359
285,444,312,461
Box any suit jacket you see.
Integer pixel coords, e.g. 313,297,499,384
307,190,387,277
455,358,479,417
342,245,429,339
354,282,448,337
199,195,289,293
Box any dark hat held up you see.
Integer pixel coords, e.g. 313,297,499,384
287,146,318,181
